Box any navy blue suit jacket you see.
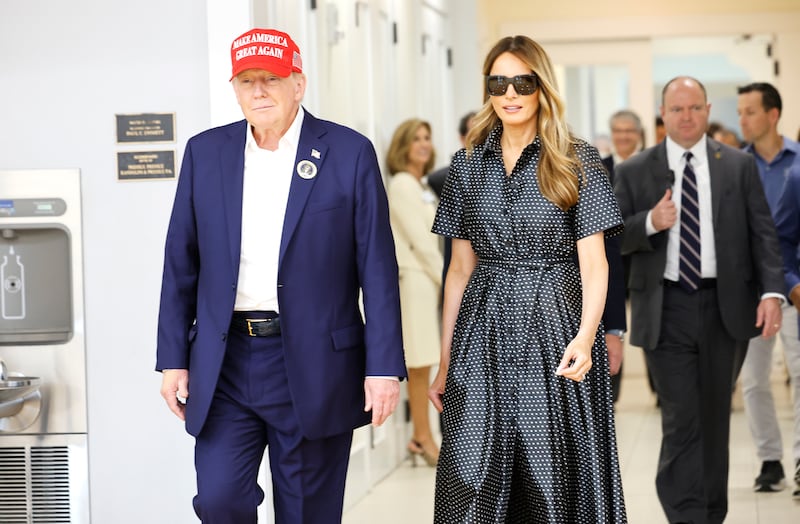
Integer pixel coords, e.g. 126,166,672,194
600,155,626,332
775,166,800,335
774,165,800,296
156,110,407,439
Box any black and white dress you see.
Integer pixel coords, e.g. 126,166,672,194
431,125,627,523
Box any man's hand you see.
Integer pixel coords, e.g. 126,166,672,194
651,189,677,232
755,296,782,338
161,369,189,420
364,378,399,427
605,333,624,375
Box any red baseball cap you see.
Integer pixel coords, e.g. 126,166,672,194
229,28,303,80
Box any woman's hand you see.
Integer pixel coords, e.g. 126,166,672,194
428,367,447,413
555,335,593,382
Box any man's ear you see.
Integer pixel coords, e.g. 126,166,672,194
294,73,307,101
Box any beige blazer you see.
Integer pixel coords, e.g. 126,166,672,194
388,172,443,287
388,171,443,366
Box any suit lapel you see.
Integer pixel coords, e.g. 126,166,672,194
221,121,247,274
706,139,724,227
279,110,329,267
649,142,674,197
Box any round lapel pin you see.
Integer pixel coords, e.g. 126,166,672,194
296,160,317,180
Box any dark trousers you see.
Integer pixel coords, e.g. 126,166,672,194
193,330,353,524
646,286,735,524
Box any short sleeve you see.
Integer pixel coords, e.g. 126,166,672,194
431,150,469,239
573,143,624,240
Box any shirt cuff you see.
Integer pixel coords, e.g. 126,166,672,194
605,329,625,343
365,376,400,381
760,292,786,305
645,210,657,236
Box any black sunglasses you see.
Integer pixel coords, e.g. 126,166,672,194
486,74,539,96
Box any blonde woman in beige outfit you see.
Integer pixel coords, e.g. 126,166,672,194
387,118,443,466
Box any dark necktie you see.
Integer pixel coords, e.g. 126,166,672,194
679,151,701,292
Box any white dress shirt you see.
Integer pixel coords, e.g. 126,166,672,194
645,136,784,302
234,107,305,312
647,135,717,280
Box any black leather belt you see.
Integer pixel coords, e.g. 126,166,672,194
663,278,717,289
231,311,281,337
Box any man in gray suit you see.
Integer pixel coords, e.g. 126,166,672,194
614,76,784,524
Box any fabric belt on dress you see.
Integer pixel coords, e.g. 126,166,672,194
477,257,571,269
230,311,281,337
663,278,716,289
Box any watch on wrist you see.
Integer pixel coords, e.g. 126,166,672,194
606,329,625,343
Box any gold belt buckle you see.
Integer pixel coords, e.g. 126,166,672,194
246,318,268,336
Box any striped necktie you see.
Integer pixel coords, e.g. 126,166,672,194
679,151,701,292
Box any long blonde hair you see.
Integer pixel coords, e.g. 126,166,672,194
467,36,582,211
386,119,436,176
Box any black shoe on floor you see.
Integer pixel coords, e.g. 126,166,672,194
754,460,785,492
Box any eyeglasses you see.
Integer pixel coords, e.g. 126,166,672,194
486,74,539,96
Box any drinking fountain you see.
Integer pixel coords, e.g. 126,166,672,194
0,357,42,432
0,169,89,523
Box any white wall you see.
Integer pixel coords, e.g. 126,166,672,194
0,1,211,522
206,0,253,126
774,31,800,139
444,0,482,161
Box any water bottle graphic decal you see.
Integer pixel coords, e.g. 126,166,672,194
1,245,26,319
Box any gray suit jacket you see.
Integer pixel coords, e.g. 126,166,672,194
613,138,783,349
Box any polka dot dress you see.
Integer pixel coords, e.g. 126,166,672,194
431,125,627,523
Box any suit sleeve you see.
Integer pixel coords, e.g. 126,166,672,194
774,167,800,296
613,160,660,256
353,140,406,378
155,140,200,371
427,167,448,198
602,234,627,331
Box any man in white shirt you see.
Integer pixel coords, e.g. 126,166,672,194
156,28,406,523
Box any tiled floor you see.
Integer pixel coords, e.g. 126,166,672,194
343,344,799,523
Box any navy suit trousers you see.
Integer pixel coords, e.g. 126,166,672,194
193,330,353,524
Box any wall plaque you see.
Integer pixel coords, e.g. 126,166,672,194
117,151,175,180
116,113,175,143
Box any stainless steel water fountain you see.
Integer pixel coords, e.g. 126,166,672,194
0,169,89,523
